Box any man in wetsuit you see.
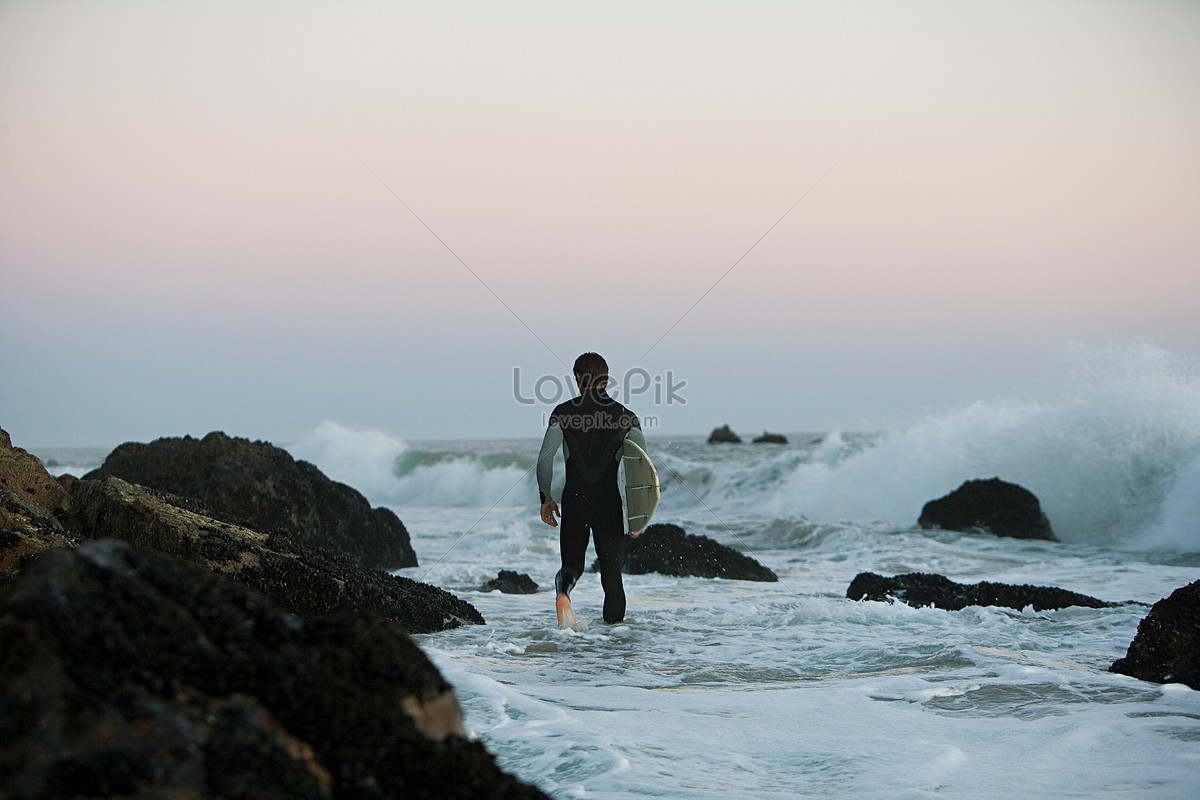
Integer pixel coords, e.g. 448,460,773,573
538,352,647,625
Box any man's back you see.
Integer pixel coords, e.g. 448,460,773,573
551,388,640,496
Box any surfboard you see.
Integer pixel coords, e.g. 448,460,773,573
617,438,660,536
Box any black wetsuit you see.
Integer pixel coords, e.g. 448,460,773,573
538,387,643,623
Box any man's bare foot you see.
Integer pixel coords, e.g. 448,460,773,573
556,593,577,630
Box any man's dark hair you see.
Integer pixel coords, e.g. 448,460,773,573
573,352,609,389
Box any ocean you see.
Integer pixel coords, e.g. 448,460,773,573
37,346,1200,798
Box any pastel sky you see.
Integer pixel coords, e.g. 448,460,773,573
2,1,1198,448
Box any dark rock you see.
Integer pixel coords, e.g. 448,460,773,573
481,570,539,594
752,432,788,444
85,431,417,569
606,523,777,582
1110,580,1200,690
0,540,550,799
69,475,482,633
0,427,77,525
846,571,1115,611
707,425,742,444
918,477,1056,540
1,426,80,585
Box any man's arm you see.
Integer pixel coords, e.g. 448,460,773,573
537,422,563,526
536,421,562,504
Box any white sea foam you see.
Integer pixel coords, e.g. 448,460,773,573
289,422,540,509
406,507,1198,799
287,420,410,501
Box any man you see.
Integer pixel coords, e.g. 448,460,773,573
538,352,647,626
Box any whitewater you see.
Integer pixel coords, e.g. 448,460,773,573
39,344,1200,798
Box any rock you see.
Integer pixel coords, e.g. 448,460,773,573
0,540,550,799
707,425,742,444
85,431,417,569
752,432,788,444
608,523,777,581
0,426,77,525
1110,580,1200,690
846,571,1115,611
69,475,482,633
0,426,80,585
918,477,1056,540
481,570,539,594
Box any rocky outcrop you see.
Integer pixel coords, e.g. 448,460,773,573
1110,580,1200,690
0,427,77,526
918,477,1056,540
752,432,788,444
610,523,777,582
85,431,416,569
846,572,1114,611
481,570,539,594
3,427,476,634
0,540,550,799
70,475,482,633
707,425,742,444
0,426,79,585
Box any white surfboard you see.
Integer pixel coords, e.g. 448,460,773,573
617,438,660,536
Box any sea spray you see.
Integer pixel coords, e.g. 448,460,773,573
639,343,1200,552
1133,451,1200,553
757,343,1200,549
389,449,536,508
290,421,538,508
288,420,409,502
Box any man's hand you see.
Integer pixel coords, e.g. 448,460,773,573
540,500,560,527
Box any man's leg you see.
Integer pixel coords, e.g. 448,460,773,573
557,497,589,597
592,494,627,623
556,497,588,628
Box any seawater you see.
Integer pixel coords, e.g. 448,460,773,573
39,344,1200,798
281,347,1199,799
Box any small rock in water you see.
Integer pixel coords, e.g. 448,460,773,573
707,424,742,444
482,570,539,594
918,477,1057,540
1110,579,1200,690
846,571,1114,611
608,523,777,582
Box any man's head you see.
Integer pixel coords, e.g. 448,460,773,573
573,352,609,390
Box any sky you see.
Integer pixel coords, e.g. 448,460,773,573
2,0,1198,449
